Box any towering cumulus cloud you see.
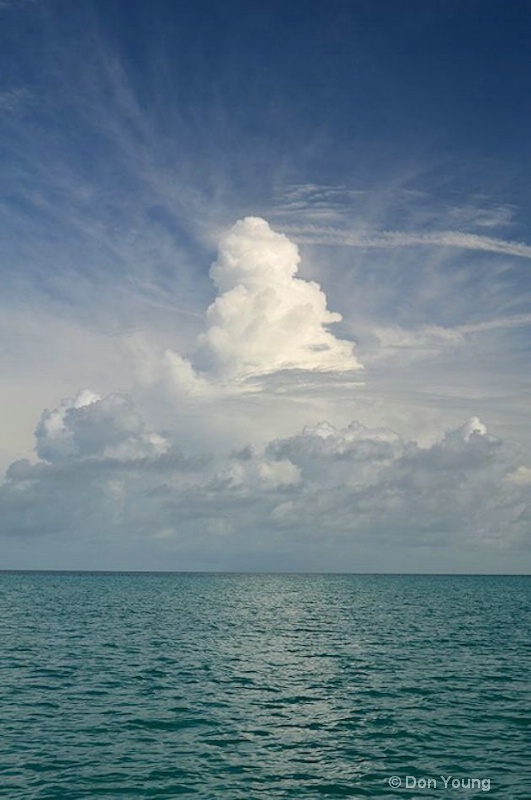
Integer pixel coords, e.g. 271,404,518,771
172,217,361,385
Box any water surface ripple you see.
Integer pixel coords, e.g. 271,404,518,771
1,573,530,798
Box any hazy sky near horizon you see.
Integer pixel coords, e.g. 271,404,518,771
2,0,531,572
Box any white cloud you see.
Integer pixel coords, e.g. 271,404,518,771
212,453,301,494
258,459,301,488
164,217,362,391
458,416,488,442
119,217,367,460
35,390,169,462
162,349,212,397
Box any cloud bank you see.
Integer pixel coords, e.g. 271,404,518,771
2,391,530,571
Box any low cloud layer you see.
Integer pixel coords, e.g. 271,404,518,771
2,391,530,571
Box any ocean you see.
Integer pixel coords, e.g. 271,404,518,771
1,572,529,798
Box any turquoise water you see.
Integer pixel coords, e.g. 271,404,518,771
1,573,530,798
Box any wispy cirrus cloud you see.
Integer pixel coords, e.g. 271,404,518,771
272,181,517,234
365,313,531,359
283,225,531,259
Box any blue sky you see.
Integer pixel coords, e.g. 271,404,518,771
1,0,531,571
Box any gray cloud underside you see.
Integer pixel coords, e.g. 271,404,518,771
2,391,530,571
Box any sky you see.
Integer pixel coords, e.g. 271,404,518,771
1,0,531,572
